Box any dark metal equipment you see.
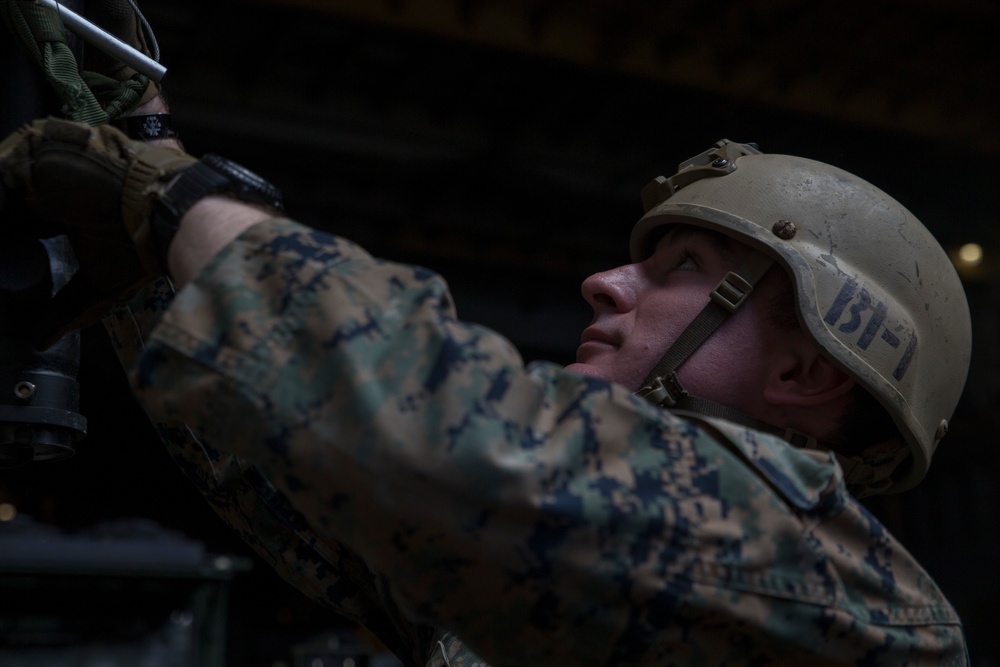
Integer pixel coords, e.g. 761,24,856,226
0,1,89,467
0,514,251,667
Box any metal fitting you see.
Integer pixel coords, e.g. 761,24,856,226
772,219,797,239
13,382,36,402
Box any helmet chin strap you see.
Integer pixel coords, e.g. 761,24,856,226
634,250,819,450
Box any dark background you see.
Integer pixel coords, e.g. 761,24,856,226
1,0,998,665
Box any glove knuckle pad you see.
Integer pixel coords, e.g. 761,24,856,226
42,118,93,147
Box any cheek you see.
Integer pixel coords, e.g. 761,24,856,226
637,291,706,347
677,306,777,399
621,297,701,383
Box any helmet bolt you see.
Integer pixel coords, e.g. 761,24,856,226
935,419,949,441
711,158,729,168
772,219,797,240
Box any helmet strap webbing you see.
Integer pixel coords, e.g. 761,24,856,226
633,251,821,448
636,251,775,404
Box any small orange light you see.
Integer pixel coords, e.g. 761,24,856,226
0,503,17,522
957,243,984,268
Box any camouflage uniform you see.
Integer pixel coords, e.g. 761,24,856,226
106,218,968,666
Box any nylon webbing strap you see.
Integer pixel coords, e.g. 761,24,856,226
1,0,110,125
636,251,775,405
2,0,154,123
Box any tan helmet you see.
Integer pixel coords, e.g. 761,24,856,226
631,140,972,493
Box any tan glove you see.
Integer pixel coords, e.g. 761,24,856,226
0,117,195,345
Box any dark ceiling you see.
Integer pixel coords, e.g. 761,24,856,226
266,0,1000,156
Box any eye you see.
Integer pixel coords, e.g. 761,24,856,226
675,254,698,271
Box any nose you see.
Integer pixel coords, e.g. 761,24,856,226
581,263,641,313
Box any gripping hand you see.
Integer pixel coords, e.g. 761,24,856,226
0,117,195,344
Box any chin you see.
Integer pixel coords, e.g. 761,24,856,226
563,361,606,380
563,362,631,387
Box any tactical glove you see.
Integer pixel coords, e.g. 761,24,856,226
0,117,195,345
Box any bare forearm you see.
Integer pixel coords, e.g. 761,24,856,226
167,197,273,288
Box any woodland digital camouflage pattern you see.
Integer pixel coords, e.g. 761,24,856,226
105,218,968,666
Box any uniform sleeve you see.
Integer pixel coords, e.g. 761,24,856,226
129,218,969,667
129,218,699,665
103,279,442,667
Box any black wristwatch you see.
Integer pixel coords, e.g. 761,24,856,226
151,153,284,266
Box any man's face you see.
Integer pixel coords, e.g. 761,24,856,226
564,225,791,410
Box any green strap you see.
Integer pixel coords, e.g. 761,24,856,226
2,0,108,124
81,69,149,119
2,0,148,123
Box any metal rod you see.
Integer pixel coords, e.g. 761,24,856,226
36,0,166,83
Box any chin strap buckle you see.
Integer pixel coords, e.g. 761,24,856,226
636,371,689,408
711,271,754,312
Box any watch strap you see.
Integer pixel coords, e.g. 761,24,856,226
150,160,231,269
148,154,284,270
120,145,199,276
156,159,235,223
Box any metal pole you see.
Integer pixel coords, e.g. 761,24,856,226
36,0,167,82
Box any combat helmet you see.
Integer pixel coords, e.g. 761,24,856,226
632,140,972,494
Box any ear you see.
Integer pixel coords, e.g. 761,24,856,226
762,341,855,407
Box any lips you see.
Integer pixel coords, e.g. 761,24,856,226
567,325,626,375
579,326,621,348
